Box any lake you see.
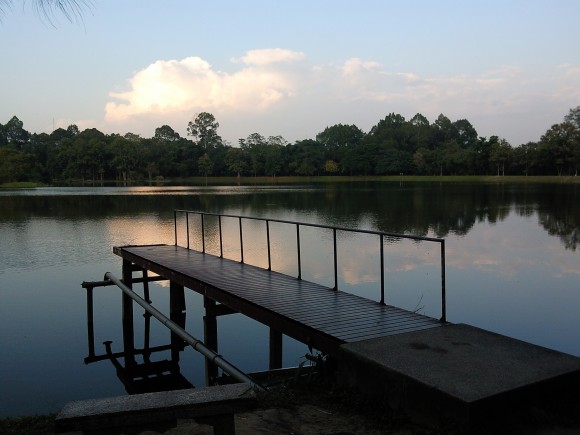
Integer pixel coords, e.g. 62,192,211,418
0,182,579,417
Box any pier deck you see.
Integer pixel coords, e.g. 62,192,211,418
114,244,442,355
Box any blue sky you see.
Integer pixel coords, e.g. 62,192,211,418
1,0,579,146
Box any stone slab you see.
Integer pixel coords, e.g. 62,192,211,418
55,383,256,433
338,323,580,423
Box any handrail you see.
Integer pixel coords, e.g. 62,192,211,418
174,210,447,322
104,271,266,391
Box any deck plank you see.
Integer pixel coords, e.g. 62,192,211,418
115,245,442,354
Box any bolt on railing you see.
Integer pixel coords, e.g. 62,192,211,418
174,210,447,322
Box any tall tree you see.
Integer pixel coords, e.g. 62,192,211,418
4,116,29,150
154,124,180,142
490,138,512,176
198,153,214,184
225,148,247,178
187,112,222,151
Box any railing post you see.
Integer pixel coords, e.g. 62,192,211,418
296,224,301,280
266,220,271,271
239,217,244,263
218,215,223,258
440,240,446,322
186,212,190,249
333,228,338,290
201,213,205,253
173,210,178,246
380,234,385,305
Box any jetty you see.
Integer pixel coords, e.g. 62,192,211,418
60,210,580,431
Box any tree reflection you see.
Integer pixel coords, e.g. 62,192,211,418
1,182,579,250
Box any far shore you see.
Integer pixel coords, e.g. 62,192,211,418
2,174,579,189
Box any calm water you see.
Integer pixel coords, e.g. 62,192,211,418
0,182,579,417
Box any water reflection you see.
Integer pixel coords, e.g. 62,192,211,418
84,279,192,395
1,183,578,250
1,182,579,417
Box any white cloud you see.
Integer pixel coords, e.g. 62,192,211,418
101,49,580,146
105,50,305,122
341,58,381,76
233,48,306,66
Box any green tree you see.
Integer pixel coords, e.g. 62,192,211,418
109,135,140,182
225,147,247,178
564,106,580,130
154,124,180,142
511,142,539,176
241,133,267,176
187,112,222,151
490,138,512,176
198,153,214,183
324,160,338,174
0,148,40,183
539,122,577,176
316,123,364,162
3,116,29,150
289,139,325,176
264,144,284,178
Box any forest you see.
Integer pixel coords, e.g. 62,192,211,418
1,107,579,184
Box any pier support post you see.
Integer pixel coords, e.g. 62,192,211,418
86,285,95,359
121,259,136,368
170,281,186,362
204,296,219,385
269,328,283,370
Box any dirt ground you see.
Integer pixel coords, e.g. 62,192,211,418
132,383,580,435
3,382,580,434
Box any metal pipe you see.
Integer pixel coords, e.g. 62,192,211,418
82,275,166,289
104,271,265,391
173,209,444,243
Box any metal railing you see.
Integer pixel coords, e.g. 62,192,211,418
174,210,447,322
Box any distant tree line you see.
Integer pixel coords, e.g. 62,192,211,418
1,108,579,184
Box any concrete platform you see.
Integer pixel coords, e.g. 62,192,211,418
338,323,580,425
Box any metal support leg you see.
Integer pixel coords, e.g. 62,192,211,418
86,286,95,359
122,260,136,368
170,281,186,362
204,296,218,385
269,328,283,370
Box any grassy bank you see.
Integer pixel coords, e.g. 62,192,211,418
113,175,580,185
1,175,578,189
0,181,46,188
167,174,580,185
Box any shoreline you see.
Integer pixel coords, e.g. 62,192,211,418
2,174,580,189
2,381,580,434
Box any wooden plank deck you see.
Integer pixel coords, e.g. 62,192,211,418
114,244,443,355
